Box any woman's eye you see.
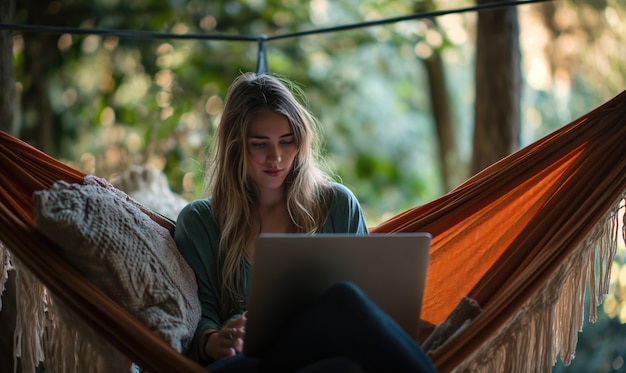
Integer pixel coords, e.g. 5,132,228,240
250,143,265,149
280,139,294,145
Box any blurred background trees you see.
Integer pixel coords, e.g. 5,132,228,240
2,0,626,371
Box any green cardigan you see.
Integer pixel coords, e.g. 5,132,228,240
174,182,368,362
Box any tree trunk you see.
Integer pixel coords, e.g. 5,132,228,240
0,0,15,135
415,0,463,193
424,53,462,192
472,0,521,175
20,6,59,155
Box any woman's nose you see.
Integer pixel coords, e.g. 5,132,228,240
267,144,281,163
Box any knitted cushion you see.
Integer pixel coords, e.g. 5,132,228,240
33,178,201,353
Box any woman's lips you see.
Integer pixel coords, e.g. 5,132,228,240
264,169,282,176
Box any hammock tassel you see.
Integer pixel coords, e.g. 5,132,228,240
449,197,623,372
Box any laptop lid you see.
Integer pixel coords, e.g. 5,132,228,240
243,233,431,357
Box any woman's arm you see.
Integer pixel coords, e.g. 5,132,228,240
174,200,224,362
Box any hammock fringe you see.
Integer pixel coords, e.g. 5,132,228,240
446,195,623,372
0,241,13,310
2,250,133,373
44,291,132,373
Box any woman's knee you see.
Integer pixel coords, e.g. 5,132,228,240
324,281,374,311
327,281,363,299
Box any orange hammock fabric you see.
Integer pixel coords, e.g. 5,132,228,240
1,90,626,372
371,90,626,370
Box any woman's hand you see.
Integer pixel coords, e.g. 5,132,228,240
205,314,247,361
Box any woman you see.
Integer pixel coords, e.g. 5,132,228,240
175,73,436,372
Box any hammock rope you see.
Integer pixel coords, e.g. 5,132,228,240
0,0,551,42
0,0,551,74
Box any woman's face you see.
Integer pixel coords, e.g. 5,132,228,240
246,110,298,193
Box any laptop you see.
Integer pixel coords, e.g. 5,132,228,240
243,232,431,357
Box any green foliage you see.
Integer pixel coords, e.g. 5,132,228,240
13,0,449,223
12,0,626,222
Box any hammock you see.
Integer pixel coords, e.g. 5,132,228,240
1,90,625,372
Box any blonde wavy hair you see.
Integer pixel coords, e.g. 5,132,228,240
206,72,332,318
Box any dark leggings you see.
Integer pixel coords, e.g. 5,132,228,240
208,282,437,373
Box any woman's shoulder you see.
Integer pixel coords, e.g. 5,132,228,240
322,182,368,234
325,182,363,215
180,198,212,213
327,182,359,202
174,198,220,249
176,198,214,225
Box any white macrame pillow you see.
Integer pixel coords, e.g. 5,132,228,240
33,178,201,354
